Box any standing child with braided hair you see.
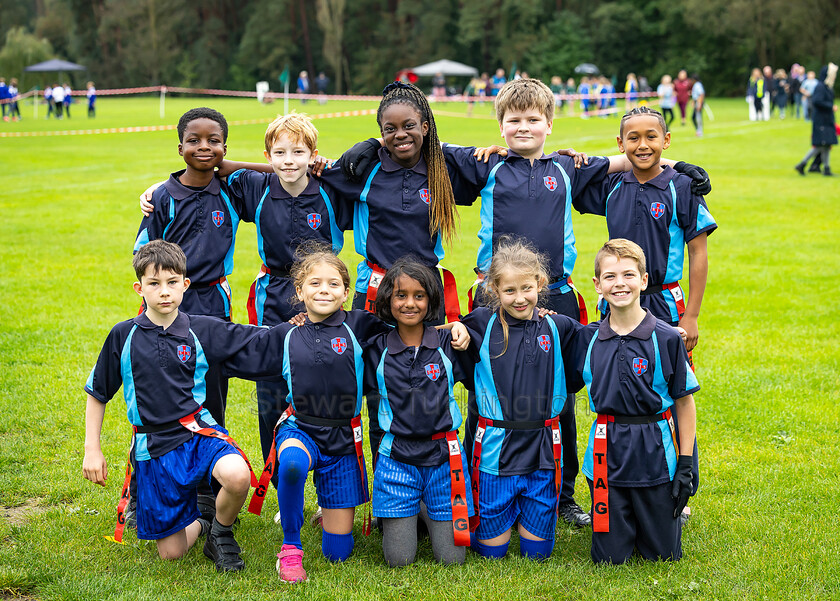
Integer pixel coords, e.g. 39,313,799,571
319,81,461,325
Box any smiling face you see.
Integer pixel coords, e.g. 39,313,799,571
264,131,315,189
295,261,349,322
390,274,429,328
494,268,540,321
133,266,189,323
380,103,428,168
617,114,670,181
593,255,648,312
500,107,552,160
178,118,226,172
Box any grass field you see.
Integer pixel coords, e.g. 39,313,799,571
1,94,839,600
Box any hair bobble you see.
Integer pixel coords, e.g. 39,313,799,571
382,80,412,96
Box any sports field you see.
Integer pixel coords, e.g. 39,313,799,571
1,95,838,600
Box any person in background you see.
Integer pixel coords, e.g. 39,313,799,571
774,69,789,119
63,82,72,118
691,73,705,137
658,74,676,130
674,70,691,126
86,81,96,118
795,63,838,177
296,71,309,104
801,70,818,121
315,72,329,105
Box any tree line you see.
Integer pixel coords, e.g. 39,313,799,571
1,0,838,96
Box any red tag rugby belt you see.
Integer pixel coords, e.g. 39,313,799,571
592,408,675,533
112,410,257,543
470,415,561,533
247,407,372,536
431,430,470,546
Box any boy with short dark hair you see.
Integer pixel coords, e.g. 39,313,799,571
570,238,698,564
83,240,258,570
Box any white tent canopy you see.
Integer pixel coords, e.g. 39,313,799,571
410,59,478,77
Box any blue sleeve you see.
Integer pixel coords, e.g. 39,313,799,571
221,321,294,380
345,310,393,348
674,176,717,242
134,187,172,253
316,163,365,230
317,177,353,232
84,323,128,403
437,328,470,384
226,169,269,223
442,144,495,206
573,170,619,216
662,326,700,399
458,307,492,364
549,314,586,393
567,155,611,200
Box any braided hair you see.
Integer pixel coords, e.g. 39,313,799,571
377,81,458,245
619,106,667,137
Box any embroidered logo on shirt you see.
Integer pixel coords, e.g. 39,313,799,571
632,357,649,375
650,202,665,219
419,188,430,205
537,335,551,352
425,363,441,381
211,210,225,227
544,176,557,191
177,345,191,363
331,337,347,354
307,213,322,229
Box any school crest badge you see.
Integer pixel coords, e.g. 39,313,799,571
177,345,191,363
632,357,648,376
419,188,430,205
211,210,224,227
544,176,557,191
650,202,665,219
425,363,441,381
537,335,551,352
307,213,322,229
331,337,347,354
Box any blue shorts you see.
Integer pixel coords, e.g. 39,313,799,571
275,425,367,509
373,452,474,521
475,469,558,541
134,428,239,540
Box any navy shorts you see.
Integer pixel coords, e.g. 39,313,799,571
587,479,682,564
275,425,367,509
475,469,558,541
134,428,239,540
373,452,474,521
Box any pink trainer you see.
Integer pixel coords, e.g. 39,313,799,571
276,544,308,584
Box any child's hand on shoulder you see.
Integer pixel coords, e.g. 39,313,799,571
556,147,589,168
537,307,556,318
139,180,165,216
449,322,471,351
288,312,307,326
309,155,332,177
82,447,108,486
473,145,507,162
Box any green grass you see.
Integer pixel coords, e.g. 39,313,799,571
1,96,839,600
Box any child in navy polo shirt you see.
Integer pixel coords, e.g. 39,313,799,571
83,241,257,571
365,257,474,567
318,82,460,324
459,238,583,560
444,78,711,528
571,239,698,564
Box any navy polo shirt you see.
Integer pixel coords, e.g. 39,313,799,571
574,311,700,487
443,145,610,279
574,166,717,286
460,307,582,476
227,169,346,274
253,309,391,456
364,326,469,467
320,149,446,293
84,312,264,461
134,171,240,287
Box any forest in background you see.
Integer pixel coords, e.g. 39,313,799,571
1,0,839,96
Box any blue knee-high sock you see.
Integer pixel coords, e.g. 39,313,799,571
472,539,509,558
277,446,309,549
322,530,354,562
519,537,554,560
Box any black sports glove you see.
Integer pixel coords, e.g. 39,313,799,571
673,161,711,196
340,138,381,183
671,454,695,518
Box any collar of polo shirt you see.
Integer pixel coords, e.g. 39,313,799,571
598,309,656,341
164,169,221,200
133,311,191,337
385,325,439,354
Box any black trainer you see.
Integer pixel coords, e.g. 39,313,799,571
557,501,591,528
204,527,245,572
123,498,137,530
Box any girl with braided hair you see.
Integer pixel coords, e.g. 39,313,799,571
319,81,461,325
